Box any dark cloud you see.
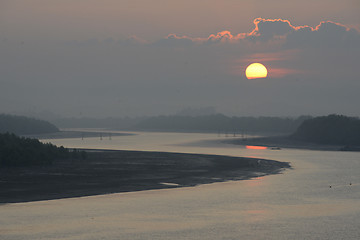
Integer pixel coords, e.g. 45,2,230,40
206,31,237,44
286,21,360,48
121,36,148,45
152,34,195,47
248,18,295,41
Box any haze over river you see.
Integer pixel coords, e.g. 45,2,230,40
1,131,360,239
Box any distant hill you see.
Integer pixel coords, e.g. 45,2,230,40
51,115,310,134
291,114,360,145
134,114,311,134
0,114,59,135
52,113,311,134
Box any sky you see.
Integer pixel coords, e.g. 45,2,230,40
1,0,360,118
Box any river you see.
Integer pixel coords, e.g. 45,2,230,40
1,131,360,239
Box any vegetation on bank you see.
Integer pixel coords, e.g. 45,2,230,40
291,114,360,145
0,133,86,167
0,114,59,135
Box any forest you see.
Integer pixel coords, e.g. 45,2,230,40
0,133,73,167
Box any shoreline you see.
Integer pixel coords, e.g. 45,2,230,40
222,135,344,151
0,149,290,204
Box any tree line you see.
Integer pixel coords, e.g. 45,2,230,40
0,133,86,167
291,114,360,145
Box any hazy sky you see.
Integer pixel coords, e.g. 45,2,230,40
1,0,360,117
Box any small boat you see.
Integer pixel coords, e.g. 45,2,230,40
270,147,281,150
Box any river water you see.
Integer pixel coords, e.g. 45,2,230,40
1,131,360,239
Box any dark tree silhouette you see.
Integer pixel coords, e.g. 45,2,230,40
0,133,86,167
291,114,360,145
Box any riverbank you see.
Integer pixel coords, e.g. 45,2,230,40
0,150,290,203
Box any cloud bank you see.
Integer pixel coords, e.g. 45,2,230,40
153,18,360,48
1,18,359,117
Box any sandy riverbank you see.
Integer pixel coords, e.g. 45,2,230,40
0,150,290,203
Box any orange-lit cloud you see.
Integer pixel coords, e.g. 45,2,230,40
207,31,236,43
152,18,359,47
248,18,352,39
66,18,358,49
247,18,297,39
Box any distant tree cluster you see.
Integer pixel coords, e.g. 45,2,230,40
0,114,59,135
0,133,85,167
53,116,139,129
134,114,312,133
291,114,360,145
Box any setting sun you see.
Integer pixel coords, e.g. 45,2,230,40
245,63,268,79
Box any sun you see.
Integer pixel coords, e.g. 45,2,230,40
245,63,268,79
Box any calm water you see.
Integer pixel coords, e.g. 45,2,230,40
1,131,360,240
